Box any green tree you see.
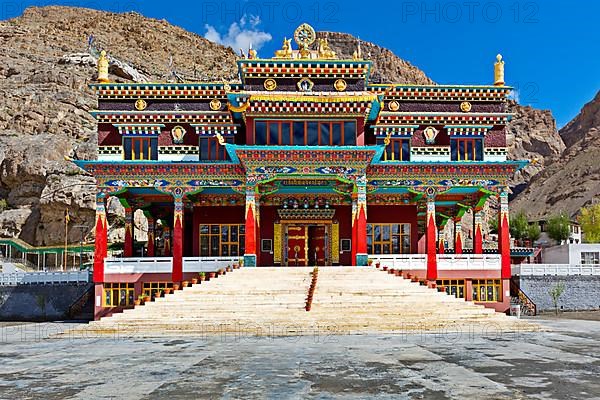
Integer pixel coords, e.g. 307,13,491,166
0,199,6,213
549,282,565,315
488,217,499,234
547,213,571,244
578,203,600,243
509,212,529,240
527,223,541,242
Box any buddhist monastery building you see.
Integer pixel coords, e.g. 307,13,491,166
76,24,530,319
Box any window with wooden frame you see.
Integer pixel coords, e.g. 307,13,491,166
199,224,246,257
581,252,600,265
451,138,483,161
366,223,411,255
142,282,173,298
254,120,356,146
472,279,502,302
380,138,410,161
123,137,158,160
199,137,231,160
103,283,135,307
436,279,465,298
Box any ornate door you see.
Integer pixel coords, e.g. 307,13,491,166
308,225,327,266
287,225,308,266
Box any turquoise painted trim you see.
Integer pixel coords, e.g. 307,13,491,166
356,254,368,267
368,95,383,120
367,84,514,90
243,254,257,267
90,82,243,89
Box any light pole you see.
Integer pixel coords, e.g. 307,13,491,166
74,225,88,270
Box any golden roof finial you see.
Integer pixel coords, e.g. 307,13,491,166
97,50,109,83
274,37,293,59
494,53,505,86
317,38,336,59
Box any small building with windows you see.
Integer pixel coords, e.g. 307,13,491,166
77,23,528,319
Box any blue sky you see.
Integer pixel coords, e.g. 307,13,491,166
4,0,599,127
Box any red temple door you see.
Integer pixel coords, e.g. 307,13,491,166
308,225,327,266
287,225,308,266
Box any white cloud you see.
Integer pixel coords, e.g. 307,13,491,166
204,15,272,54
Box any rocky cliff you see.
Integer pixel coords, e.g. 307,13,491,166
0,6,237,245
511,90,600,218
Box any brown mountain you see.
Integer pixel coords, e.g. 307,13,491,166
0,5,572,245
512,90,600,218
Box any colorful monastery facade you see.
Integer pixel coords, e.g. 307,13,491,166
78,24,527,318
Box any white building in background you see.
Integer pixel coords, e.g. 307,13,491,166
542,243,600,265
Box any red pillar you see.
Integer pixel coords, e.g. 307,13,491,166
354,183,368,266
124,206,134,257
474,209,483,254
499,190,511,279
454,219,463,254
172,196,184,282
426,195,437,281
93,193,107,283
244,188,257,267
146,216,155,257
351,197,357,266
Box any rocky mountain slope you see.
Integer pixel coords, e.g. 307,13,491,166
512,90,600,218
0,5,575,246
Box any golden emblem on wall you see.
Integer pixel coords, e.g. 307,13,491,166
135,99,147,111
388,100,400,111
264,78,277,91
423,126,439,145
334,79,347,92
460,101,472,112
297,77,314,92
171,125,186,144
209,99,222,111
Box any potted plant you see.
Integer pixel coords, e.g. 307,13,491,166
154,290,162,299
226,265,232,272
134,296,142,306
191,277,198,285
239,258,244,268
164,287,172,295
198,272,206,282
143,293,151,303
182,280,189,288
207,271,216,279
173,283,180,291
217,268,225,276
375,260,381,269
367,258,373,266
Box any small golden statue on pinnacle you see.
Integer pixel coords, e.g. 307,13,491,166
97,50,109,83
274,38,293,58
317,38,336,59
494,54,505,86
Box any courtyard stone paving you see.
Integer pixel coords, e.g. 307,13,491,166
0,318,599,399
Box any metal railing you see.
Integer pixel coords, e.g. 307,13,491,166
0,271,91,286
370,255,427,270
512,264,600,276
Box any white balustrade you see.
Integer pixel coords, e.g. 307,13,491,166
512,264,600,276
104,257,173,274
183,257,240,272
370,255,427,270
437,254,501,270
0,271,91,286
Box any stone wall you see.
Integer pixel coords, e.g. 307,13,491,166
0,283,92,321
517,275,600,312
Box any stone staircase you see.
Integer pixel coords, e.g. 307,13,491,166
67,267,536,337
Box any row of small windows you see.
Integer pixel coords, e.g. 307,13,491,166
436,279,503,302
254,120,357,146
120,135,484,161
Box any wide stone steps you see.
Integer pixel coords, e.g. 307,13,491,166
65,266,536,337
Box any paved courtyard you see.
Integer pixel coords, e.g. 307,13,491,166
0,318,599,399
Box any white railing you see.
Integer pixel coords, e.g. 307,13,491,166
104,257,173,274
183,257,240,272
512,264,600,276
370,255,427,270
0,271,91,286
438,254,501,270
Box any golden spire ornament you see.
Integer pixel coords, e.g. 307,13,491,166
97,50,109,83
494,54,505,86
